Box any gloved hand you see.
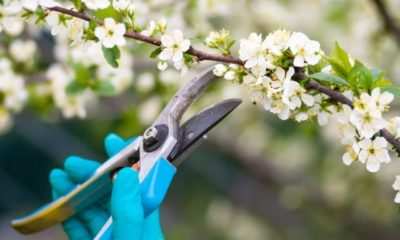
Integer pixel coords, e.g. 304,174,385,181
49,133,164,240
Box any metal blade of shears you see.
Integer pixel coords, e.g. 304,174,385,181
169,98,242,164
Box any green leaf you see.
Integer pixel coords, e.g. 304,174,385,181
89,19,98,30
150,47,162,59
70,0,84,11
358,64,373,90
372,79,392,88
94,81,117,96
225,40,236,52
102,46,121,68
347,60,362,87
381,86,400,97
328,59,349,79
66,81,85,96
94,6,119,19
310,72,350,87
73,63,90,86
332,42,352,72
371,69,385,82
328,42,352,79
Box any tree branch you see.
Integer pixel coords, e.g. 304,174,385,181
48,6,244,65
48,6,400,152
370,0,400,45
306,80,400,151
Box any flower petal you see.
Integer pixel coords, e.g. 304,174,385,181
366,156,380,172
159,48,174,60
161,35,174,47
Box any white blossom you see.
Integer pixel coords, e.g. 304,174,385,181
370,88,394,117
308,94,331,126
268,67,294,96
159,30,190,72
289,32,321,67
22,0,59,11
243,62,269,86
45,12,67,36
336,105,358,145
205,29,230,47
113,0,135,12
136,73,155,93
353,92,373,115
157,61,168,71
142,19,166,37
263,29,291,56
358,137,391,172
0,1,24,36
295,112,309,122
82,0,110,10
350,111,386,139
67,18,87,46
213,64,228,77
224,70,236,81
239,33,273,69
282,80,314,110
0,59,27,112
387,117,400,139
264,95,290,120
47,64,94,119
392,176,400,203
10,39,37,62
138,96,161,124
159,30,190,62
141,20,156,37
342,141,360,166
95,18,126,48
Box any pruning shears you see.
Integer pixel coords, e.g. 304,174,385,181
11,66,242,239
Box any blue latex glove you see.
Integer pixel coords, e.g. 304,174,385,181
49,133,165,240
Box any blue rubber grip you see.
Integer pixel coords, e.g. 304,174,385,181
96,158,176,240
140,158,177,215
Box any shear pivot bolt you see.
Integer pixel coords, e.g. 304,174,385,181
143,124,169,152
144,127,159,146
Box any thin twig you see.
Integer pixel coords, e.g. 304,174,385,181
370,0,400,45
48,6,400,152
49,6,244,65
307,80,400,151
306,80,353,107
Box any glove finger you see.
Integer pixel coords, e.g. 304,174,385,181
104,133,138,157
111,168,144,240
143,210,164,240
64,156,100,183
97,195,111,212
52,186,91,240
104,133,127,157
62,218,92,240
77,205,109,236
50,169,109,237
50,169,76,195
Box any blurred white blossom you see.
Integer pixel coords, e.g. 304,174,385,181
82,0,110,10
47,64,95,119
392,176,400,203
0,0,24,36
10,39,37,62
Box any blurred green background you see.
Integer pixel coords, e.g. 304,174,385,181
3,0,400,239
